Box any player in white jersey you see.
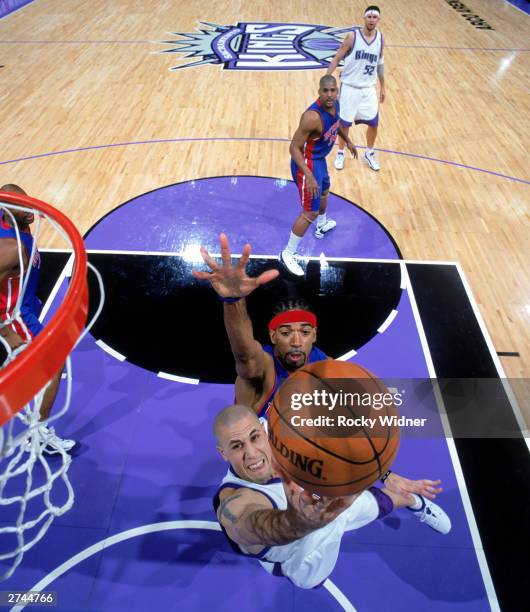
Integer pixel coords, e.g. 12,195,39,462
327,5,385,171
214,404,451,589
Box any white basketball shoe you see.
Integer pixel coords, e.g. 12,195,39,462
364,150,380,171
279,250,304,276
408,495,452,535
26,425,77,455
314,218,337,239
334,150,345,170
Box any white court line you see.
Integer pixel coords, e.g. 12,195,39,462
323,580,357,612
157,371,199,385
377,309,398,334
83,248,458,266
96,339,126,362
38,253,73,321
402,263,500,612
10,520,354,612
399,261,407,289
455,263,529,452
337,349,357,361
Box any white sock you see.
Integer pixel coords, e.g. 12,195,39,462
408,494,423,510
285,232,302,255
367,148,375,156
337,149,345,156
317,212,327,228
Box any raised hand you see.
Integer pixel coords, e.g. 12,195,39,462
384,472,442,501
283,478,356,528
192,233,279,298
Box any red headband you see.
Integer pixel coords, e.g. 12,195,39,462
268,310,317,330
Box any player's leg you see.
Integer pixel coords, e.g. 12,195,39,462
39,370,61,421
334,129,350,170
36,368,77,453
280,160,322,275
334,84,360,170
358,87,381,170
23,313,77,453
314,167,336,238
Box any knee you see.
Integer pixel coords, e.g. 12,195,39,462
303,211,319,223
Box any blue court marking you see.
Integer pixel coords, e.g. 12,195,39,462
505,0,530,15
0,39,151,43
0,0,36,21
0,138,528,185
0,40,528,52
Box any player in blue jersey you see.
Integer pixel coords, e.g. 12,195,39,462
213,404,450,589
0,184,76,453
193,233,328,418
279,75,358,277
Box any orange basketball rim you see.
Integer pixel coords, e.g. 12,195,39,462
0,191,88,425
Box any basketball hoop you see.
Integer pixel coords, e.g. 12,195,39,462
0,192,88,423
0,191,92,581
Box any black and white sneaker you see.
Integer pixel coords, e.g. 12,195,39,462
314,218,337,239
408,495,452,534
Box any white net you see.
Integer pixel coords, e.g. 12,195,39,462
0,197,100,581
0,360,75,581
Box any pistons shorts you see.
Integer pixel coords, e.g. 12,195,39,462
291,157,330,213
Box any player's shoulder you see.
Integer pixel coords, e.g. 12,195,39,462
340,31,355,49
218,485,274,516
300,107,322,128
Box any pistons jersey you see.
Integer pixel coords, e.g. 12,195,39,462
302,99,341,160
0,218,42,339
256,345,328,418
340,28,383,88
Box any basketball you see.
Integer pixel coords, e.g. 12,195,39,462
268,360,400,497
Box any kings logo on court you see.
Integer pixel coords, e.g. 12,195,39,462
160,22,354,71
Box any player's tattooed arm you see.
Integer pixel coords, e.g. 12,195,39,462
218,484,353,548
219,491,310,547
218,493,243,524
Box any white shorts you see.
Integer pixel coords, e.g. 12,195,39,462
259,489,379,589
339,83,379,127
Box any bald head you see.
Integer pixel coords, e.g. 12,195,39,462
214,404,273,482
319,74,337,89
214,404,260,444
0,184,26,195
